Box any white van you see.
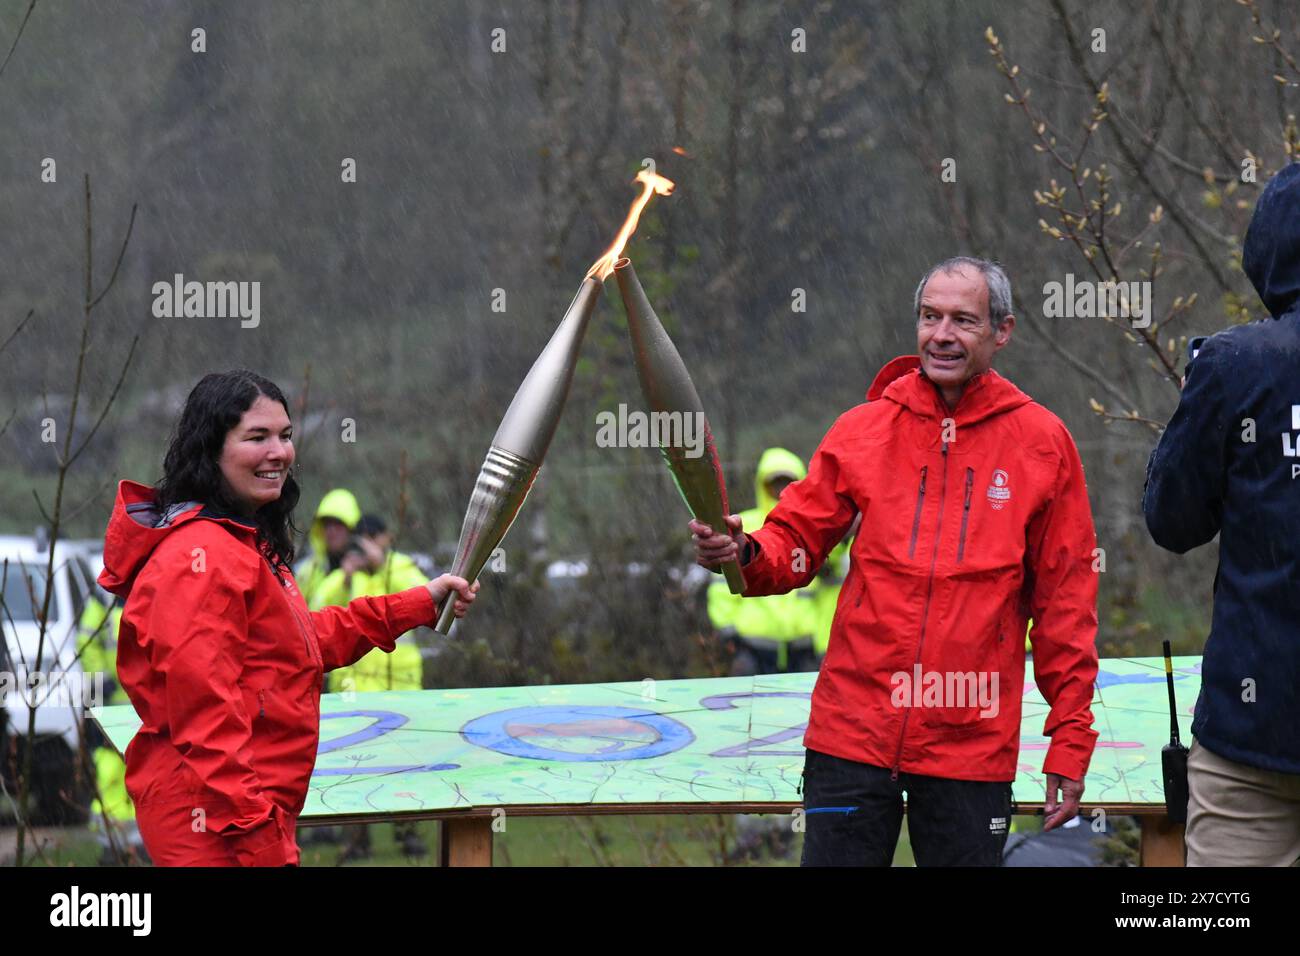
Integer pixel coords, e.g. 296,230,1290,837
0,532,102,824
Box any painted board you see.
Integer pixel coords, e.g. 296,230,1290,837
90,655,1200,816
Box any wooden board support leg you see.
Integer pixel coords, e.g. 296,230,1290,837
1139,816,1185,867
440,817,493,867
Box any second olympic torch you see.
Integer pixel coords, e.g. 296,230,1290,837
613,258,746,594
435,169,676,633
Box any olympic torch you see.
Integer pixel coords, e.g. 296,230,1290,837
435,170,676,633
613,258,746,594
433,280,600,633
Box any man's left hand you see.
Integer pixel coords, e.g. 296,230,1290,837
1043,773,1084,831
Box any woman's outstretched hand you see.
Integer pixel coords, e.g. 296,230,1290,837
426,574,480,619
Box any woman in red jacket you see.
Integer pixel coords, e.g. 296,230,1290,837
98,369,477,866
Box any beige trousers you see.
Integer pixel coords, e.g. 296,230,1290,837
1186,738,1300,867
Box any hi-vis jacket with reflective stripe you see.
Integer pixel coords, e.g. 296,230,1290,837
741,356,1100,782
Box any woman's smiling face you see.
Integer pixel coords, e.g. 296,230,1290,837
218,394,295,515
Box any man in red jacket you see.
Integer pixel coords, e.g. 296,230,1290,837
691,257,1099,866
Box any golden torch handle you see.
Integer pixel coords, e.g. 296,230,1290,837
721,557,746,594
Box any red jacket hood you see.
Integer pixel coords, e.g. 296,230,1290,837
867,355,1031,426
98,480,258,598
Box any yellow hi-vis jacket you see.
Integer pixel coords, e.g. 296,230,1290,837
78,597,126,705
810,537,852,657
708,447,822,669
78,598,134,823
314,551,429,693
294,488,362,608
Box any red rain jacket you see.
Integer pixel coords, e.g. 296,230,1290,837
98,480,437,866
742,357,1099,782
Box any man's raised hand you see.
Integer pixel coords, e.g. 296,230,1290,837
689,515,746,570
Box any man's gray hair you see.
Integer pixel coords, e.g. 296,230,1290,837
913,256,1013,330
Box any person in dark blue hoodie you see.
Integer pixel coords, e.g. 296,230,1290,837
1144,163,1300,867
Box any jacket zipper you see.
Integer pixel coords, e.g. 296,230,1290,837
956,468,975,563
265,553,317,664
258,689,266,719
907,466,928,559
893,441,949,781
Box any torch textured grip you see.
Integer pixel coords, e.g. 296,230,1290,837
434,595,456,635
721,559,746,595
435,445,539,635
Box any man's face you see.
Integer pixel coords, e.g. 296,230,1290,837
916,265,1014,397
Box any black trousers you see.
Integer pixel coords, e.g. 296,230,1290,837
800,747,1014,866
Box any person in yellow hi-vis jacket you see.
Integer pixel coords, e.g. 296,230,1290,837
78,594,145,862
315,515,428,694
708,448,821,674
291,489,361,854
294,488,362,609
308,514,430,861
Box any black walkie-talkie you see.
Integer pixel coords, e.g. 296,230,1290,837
1161,640,1190,823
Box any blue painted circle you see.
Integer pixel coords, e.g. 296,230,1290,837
462,705,694,762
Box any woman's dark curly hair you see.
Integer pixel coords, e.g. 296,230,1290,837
155,369,301,569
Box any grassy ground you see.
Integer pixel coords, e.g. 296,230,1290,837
3,814,942,866
0,825,108,866
297,814,916,867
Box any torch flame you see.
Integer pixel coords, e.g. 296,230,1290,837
587,169,675,281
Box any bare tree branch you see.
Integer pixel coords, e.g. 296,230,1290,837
1240,0,1300,79
29,488,52,526
14,174,136,865
0,308,34,356
66,334,138,470
1049,0,1235,293
87,204,139,311
1011,293,1140,412
1151,8,1244,175
0,0,37,82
